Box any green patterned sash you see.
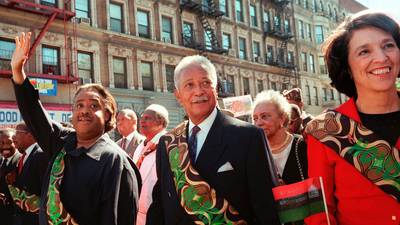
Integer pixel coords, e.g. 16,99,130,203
46,148,78,225
305,110,400,201
165,122,247,225
8,185,40,213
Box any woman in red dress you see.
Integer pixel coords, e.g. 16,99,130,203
305,11,400,225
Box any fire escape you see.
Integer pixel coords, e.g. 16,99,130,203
0,0,77,83
264,0,299,87
180,0,227,54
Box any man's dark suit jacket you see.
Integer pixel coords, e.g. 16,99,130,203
0,153,21,225
13,143,49,225
147,110,280,225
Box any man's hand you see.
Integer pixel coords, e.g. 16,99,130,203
11,32,31,84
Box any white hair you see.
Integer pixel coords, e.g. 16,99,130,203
253,90,292,124
174,55,217,90
144,104,169,128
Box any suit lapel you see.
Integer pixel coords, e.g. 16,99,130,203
195,111,227,175
20,144,38,177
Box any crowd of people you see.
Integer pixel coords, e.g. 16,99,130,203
0,9,399,225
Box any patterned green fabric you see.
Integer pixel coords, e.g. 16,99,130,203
8,185,40,214
46,149,78,225
165,122,247,225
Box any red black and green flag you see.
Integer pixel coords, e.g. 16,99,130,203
272,177,329,224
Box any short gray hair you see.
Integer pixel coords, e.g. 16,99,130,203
118,109,138,121
144,104,169,128
174,55,217,90
253,90,292,126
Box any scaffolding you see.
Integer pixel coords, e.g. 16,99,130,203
0,0,78,83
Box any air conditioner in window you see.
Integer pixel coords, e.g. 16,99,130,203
79,77,92,84
255,56,264,63
77,17,91,25
162,37,172,44
228,48,236,57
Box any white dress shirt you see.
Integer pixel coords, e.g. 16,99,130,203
22,143,36,165
188,107,218,161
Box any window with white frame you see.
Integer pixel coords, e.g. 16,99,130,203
110,2,123,33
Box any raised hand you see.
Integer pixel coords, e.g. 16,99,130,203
11,32,31,84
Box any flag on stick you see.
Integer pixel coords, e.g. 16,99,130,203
272,177,330,224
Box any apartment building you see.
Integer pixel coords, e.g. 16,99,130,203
0,0,366,129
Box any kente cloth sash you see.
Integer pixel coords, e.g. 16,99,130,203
164,121,247,225
8,185,40,214
47,148,78,225
305,110,400,201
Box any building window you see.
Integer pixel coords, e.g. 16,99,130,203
110,2,123,33
284,19,291,33
319,56,326,74
330,89,335,100
166,65,175,92
309,54,315,73
138,9,150,38
319,0,324,12
305,85,311,105
266,45,274,64
277,48,284,64
238,37,247,60
141,61,154,91
222,33,231,50
281,83,288,92
298,20,304,39
0,39,15,70
257,80,263,92
77,51,93,80
113,57,126,88
253,41,260,60
204,30,213,50
315,25,324,44
226,75,235,94
314,86,319,105
338,91,342,104
235,0,244,22
250,5,257,27
161,16,173,43
307,24,312,42
323,88,327,101
287,51,294,65
243,77,250,95
41,0,57,7
274,15,281,31
263,11,270,32
334,8,338,22
76,0,90,19
271,82,277,91
301,52,307,72
182,22,194,46
303,0,308,9
312,0,317,12
42,46,60,75
328,5,332,18
220,0,229,17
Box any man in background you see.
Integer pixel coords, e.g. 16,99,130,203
0,129,21,225
283,88,314,129
116,109,145,158
132,104,168,225
11,122,49,225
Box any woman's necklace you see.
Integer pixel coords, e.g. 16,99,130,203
271,133,292,153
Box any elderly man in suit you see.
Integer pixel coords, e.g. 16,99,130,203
0,129,21,225
10,122,49,225
117,109,146,158
146,55,280,225
132,104,168,225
